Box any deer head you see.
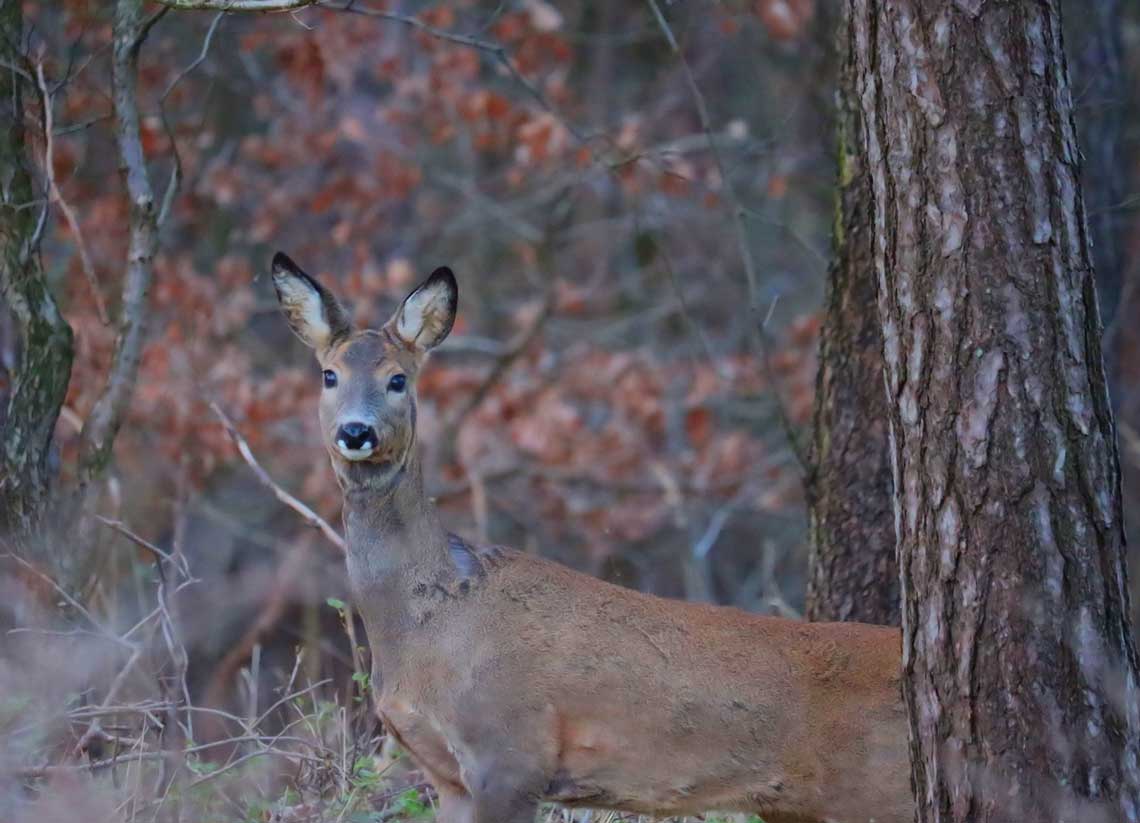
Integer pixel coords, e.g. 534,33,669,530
270,252,457,491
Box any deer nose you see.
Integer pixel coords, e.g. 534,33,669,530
337,422,376,452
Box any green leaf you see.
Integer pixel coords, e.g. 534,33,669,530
391,787,428,817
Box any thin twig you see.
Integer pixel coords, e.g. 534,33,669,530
328,1,588,145
73,628,149,757
209,402,346,552
33,57,108,323
647,219,722,372
54,113,113,136
443,287,556,440
150,0,315,10
2,552,106,634
134,6,170,48
331,3,503,51
156,11,225,227
96,516,177,567
757,295,810,472
645,0,761,327
646,0,811,476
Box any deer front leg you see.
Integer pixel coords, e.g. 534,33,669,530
451,697,557,823
435,784,475,823
464,757,544,823
469,784,540,823
435,771,539,823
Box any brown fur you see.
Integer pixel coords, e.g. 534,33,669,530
271,258,913,823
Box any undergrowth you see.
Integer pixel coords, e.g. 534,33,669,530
0,551,763,823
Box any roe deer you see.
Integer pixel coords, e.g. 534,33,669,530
270,252,912,823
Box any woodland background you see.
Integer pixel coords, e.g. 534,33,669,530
2,1,1140,821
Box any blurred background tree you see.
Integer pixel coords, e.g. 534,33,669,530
803,0,896,626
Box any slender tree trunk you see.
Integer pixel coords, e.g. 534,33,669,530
850,2,1140,820
0,0,75,549
77,0,158,488
806,2,898,627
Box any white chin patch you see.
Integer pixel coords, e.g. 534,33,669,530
336,440,375,461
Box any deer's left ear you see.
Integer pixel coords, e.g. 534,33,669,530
387,266,458,352
271,252,352,354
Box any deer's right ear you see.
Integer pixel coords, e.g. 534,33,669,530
387,266,458,353
271,252,352,353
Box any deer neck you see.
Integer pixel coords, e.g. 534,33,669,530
340,452,450,587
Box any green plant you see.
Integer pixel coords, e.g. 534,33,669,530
390,786,430,818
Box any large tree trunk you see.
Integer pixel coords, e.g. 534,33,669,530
850,2,1140,821
0,0,75,550
805,3,897,627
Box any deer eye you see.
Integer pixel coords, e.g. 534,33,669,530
322,370,338,389
387,373,407,393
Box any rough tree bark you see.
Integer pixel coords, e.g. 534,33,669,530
850,2,1140,821
805,2,898,627
0,0,75,546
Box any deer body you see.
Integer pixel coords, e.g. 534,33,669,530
270,253,912,823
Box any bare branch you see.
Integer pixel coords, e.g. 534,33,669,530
95,515,184,572
33,58,109,324
210,402,346,553
2,551,106,634
77,0,160,487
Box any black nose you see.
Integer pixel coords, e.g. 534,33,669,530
337,422,376,451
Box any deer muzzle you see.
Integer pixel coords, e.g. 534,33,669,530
336,421,378,461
